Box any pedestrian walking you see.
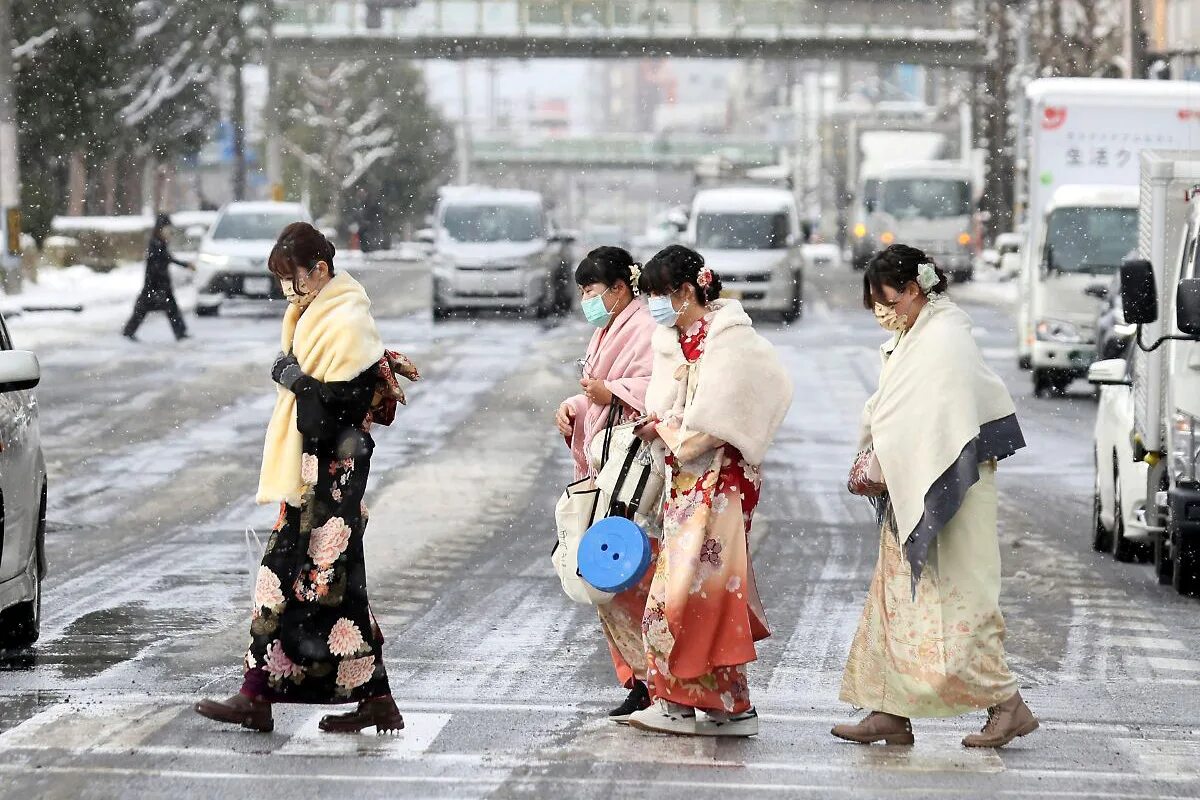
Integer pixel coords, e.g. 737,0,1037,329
835,244,1039,748
196,222,417,735
123,213,195,341
626,244,793,738
555,246,658,723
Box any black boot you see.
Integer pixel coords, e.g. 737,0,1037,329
608,680,652,723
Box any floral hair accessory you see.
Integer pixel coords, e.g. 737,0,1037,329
916,262,939,293
696,266,714,289
629,263,642,295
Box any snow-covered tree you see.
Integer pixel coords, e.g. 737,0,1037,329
278,60,452,248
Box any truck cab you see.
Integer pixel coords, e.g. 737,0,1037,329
852,161,976,281
1027,185,1139,397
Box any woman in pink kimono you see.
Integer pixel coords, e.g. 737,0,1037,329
627,245,793,738
555,246,657,722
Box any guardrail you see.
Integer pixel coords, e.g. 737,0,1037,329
469,135,779,168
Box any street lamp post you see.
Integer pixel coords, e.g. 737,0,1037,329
0,0,23,293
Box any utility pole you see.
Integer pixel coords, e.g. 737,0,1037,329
1012,0,1032,228
231,4,248,201
0,0,23,293
263,0,284,201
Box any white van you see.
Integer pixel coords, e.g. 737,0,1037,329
686,187,804,322
1026,185,1139,396
430,187,574,319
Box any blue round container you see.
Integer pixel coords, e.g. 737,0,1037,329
577,517,653,594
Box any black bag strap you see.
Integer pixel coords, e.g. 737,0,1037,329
626,458,653,518
608,437,654,520
599,400,624,468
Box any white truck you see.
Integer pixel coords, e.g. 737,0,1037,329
1016,78,1200,386
848,130,948,269
1118,150,1200,596
851,159,976,281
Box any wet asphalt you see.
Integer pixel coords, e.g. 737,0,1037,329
1,258,1198,799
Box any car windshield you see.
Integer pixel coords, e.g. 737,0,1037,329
442,204,543,243
1044,207,1138,274
879,178,972,219
211,212,299,241
695,212,789,250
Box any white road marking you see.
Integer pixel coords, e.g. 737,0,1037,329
276,711,451,759
1145,657,1200,672
1104,635,1186,651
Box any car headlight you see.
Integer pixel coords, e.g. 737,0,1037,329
198,252,229,267
853,223,867,239
880,231,895,245
958,232,973,248
1036,318,1083,343
1172,410,1200,484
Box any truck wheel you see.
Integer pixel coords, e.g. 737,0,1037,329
782,278,803,324
1171,522,1200,596
954,270,973,283
195,304,219,318
1018,354,1032,371
1091,458,1112,553
1154,527,1174,585
1033,369,1051,398
432,305,451,321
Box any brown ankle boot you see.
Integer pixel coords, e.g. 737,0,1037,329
319,696,405,735
962,691,1039,748
195,693,273,733
831,711,914,745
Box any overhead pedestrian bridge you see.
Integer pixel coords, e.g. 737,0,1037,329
271,0,985,67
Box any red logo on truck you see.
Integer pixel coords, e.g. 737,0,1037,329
1042,107,1067,130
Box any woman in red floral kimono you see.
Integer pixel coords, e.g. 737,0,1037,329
196,223,417,735
628,245,792,738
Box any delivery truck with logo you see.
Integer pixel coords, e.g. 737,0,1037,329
1016,78,1200,396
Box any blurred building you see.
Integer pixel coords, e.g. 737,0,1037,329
1148,0,1200,79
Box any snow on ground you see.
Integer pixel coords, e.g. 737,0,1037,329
954,266,1018,308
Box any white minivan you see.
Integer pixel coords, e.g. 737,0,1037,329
0,314,46,650
430,187,575,319
195,201,313,316
686,187,804,322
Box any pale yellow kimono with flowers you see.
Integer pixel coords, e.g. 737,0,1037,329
840,297,1020,718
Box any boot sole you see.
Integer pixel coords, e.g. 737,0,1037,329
962,718,1040,748
831,728,915,746
628,718,698,736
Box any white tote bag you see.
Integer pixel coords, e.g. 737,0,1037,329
550,477,616,605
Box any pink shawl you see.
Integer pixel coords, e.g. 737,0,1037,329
564,300,657,479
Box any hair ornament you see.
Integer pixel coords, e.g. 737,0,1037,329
697,266,714,289
917,262,939,293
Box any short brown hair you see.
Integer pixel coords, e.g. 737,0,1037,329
268,222,336,283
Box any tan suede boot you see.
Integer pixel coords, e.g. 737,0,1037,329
831,711,914,745
962,691,1039,748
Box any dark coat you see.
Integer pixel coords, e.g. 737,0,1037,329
142,235,189,296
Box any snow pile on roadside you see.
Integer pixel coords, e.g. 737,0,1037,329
17,263,146,312
955,268,1018,308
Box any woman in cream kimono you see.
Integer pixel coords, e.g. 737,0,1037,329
835,244,1039,748
627,245,792,738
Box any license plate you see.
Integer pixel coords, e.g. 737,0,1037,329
721,289,743,300
243,277,271,296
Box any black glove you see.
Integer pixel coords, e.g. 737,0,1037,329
271,352,304,391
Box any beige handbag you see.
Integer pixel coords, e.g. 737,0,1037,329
550,477,616,605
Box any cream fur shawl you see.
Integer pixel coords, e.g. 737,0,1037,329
645,300,792,466
860,297,1020,545
257,271,384,506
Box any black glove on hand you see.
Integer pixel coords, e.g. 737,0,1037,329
271,352,304,391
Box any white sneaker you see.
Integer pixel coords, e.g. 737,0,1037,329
627,699,697,735
695,707,759,737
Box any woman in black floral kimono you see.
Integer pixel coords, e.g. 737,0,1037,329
196,223,417,734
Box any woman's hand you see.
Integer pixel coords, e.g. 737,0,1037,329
634,415,661,443
555,403,575,438
272,352,304,391
580,377,613,407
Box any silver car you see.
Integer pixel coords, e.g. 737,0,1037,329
0,314,46,649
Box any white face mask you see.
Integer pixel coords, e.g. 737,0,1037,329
873,301,908,333
281,268,318,308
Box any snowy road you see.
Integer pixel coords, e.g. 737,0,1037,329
2,260,1200,798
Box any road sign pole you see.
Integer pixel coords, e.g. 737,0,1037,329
0,0,23,293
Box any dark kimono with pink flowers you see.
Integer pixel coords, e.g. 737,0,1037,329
244,363,392,704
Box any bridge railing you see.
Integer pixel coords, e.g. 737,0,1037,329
469,134,780,166
275,0,972,38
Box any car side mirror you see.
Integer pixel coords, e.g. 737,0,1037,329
1176,278,1200,337
0,350,41,394
1087,358,1130,386
1084,284,1109,300
1120,258,1158,325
